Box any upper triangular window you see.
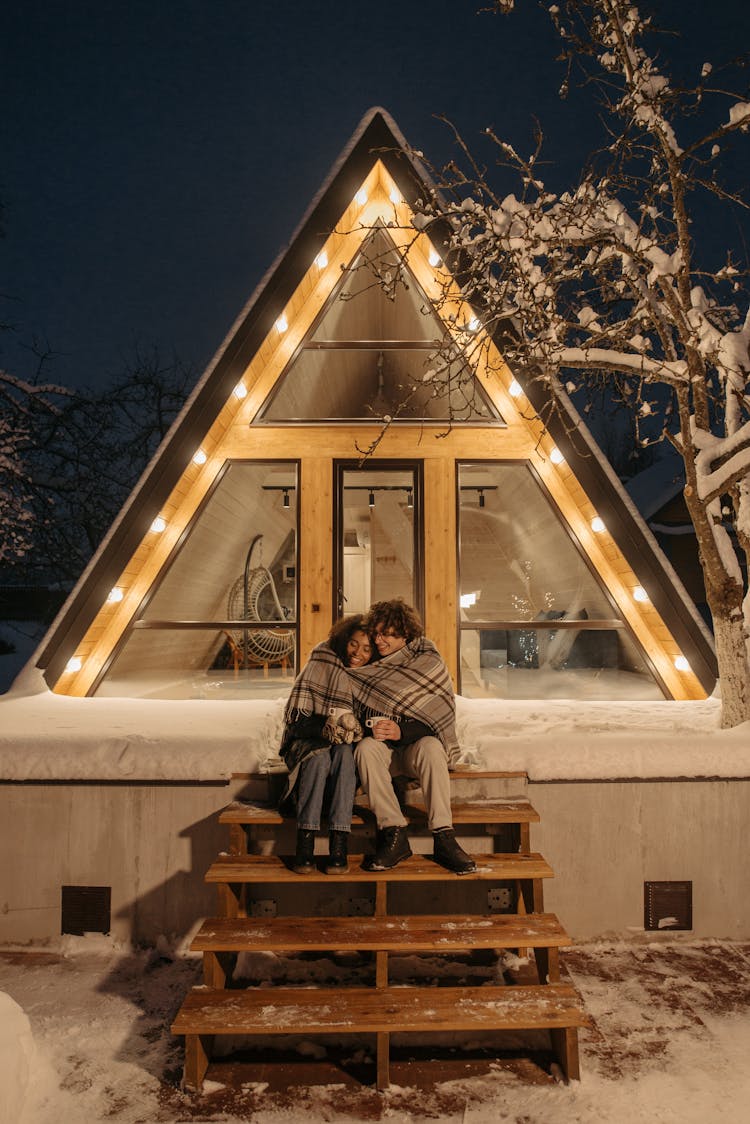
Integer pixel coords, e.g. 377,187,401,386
254,226,503,424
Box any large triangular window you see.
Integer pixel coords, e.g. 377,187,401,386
255,226,504,424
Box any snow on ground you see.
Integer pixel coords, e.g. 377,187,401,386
1,935,749,1123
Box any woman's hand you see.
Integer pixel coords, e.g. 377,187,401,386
371,719,400,741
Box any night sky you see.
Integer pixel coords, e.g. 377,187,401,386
3,0,749,391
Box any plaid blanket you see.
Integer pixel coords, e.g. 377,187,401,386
283,637,459,760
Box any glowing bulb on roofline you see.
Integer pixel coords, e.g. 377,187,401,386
355,188,368,206
315,250,328,269
549,447,565,464
233,382,247,400
192,449,207,465
389,186,401,204
591,517,606,533
150,516,167,533
428,248,441,267
633,586,649,603
674,655,691,672
276,314,288,333
65,656,82,674
509,380,522,398
107,587,123,604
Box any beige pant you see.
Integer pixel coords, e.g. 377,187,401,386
354,735,453,831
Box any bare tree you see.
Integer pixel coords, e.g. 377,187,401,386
407,0,750,725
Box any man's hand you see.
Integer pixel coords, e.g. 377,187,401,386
370,718,400,741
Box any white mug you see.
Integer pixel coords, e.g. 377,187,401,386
366,716,391,728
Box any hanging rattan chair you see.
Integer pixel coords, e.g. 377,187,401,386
225,535,294,674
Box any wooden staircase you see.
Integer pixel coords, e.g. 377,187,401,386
171,770,589,1090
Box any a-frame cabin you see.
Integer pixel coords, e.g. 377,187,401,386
36,108,715,705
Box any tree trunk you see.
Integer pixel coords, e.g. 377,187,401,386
706,593,750,728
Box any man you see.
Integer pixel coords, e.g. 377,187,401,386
353,599,476,875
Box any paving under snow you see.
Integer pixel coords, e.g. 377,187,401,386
1,934,749,1123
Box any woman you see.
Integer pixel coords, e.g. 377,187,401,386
279,615,373,874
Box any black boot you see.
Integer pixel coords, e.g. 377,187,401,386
362,826,412,871
292,828,316,874
327,830,350,874
433,828,477,875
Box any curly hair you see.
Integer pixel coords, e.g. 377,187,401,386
364,598,424,642
327,614,371,663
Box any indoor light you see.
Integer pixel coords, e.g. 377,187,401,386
355,188,368,206
150,516,167,533
276,314,288,333
460,592,477,609
478,489,485,508
674,655,691,672
550,447,565,464
192,449,207,465
509,380,522,398
633,586,649,603
106,587,124,604
315,250,328,269
282,489,290,509
65,656,82,674
233,382,247,399
591,516,606,533
406,488,414,509
428,248,441,267
368,490,375,508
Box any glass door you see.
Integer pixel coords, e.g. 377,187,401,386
334,462,422,620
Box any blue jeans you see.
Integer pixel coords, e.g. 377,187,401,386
296,743,357,832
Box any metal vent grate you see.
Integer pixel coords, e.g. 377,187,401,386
61,885,111,936
644,880,692,931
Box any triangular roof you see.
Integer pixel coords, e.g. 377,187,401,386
33,108,716,696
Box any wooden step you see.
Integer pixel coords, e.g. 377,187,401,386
171,982,589,1089
219,796,540,827
205,851,553,884
191,911,570,954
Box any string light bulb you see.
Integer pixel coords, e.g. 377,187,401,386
233,382,247,400
276,314,288,333
633,586,649,603
550,447,565,464
428,248,441,267
591,516,606,533
150,516,167,533
315,250,328,269
107,587,124,604
65,656,82,674
355,188,368,206
389,186,401,204
509,380,522,398
674,655,691,672
192,449,207,465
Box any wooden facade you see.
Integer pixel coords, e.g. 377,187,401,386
35,109,716,703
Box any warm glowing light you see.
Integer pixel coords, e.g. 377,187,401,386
276,314,288,333
674,655,691,672
389,186,401,204
550,447,565,465
509,380,522,398
591,516,606,533
150,516,167,533
192,449,207,465
65,656,82,674
107,587,124,604
315,250,328,269
633,586,649,603
460,592,478,609
233,382,247,399
355,188,368,206
467,316,480,332
428,248,441,267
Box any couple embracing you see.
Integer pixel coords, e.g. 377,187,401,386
278,598,476,877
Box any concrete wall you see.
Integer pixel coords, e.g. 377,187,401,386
531,780,749,939
0,777,747,944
